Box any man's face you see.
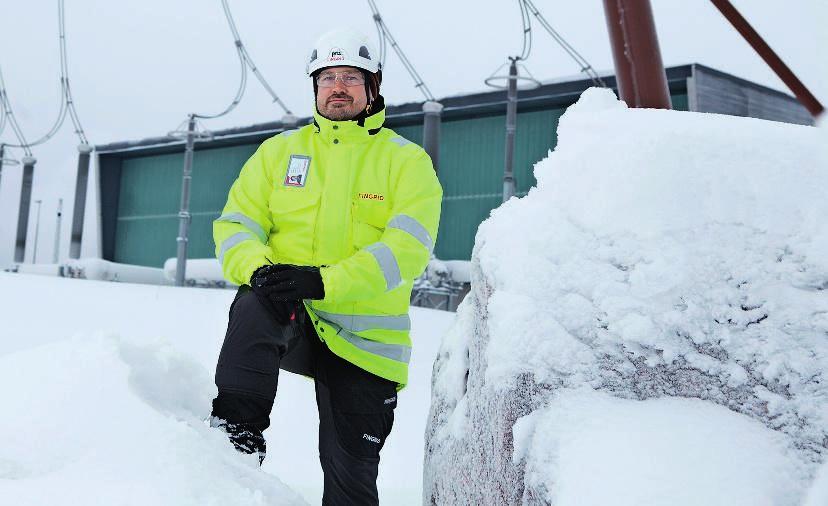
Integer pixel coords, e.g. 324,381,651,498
315,66,368,121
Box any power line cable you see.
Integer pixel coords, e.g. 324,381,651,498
194,0,291,120
371,12,387,69
59,0,88,144
0,65,33,157
366,0,435,102
521,0,605,86
0,88,7,137
2,0,88,151
517,0,532,61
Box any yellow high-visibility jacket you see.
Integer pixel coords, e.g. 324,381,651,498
214,102,443,387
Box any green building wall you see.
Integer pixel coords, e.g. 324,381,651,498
110,94,687,267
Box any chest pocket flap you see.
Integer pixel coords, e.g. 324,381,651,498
270,189,322,233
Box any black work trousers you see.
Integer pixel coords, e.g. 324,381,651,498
212,286,398,505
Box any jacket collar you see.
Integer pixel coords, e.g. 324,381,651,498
313,95,386,144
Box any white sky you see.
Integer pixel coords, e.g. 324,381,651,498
0,0,826,266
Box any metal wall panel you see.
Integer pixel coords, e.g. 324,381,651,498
114,144,256,266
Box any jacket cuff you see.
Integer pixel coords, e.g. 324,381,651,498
319,265,337,302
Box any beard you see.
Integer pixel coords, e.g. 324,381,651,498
317,93,365,121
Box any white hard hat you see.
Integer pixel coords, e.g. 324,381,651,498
306,28,381,76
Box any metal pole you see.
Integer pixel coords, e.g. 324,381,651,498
175,115,196,287
69,143,93,259
422,101,443,174
14,156,37,263
32,199,42,264
602,0,672,109
502,58,518,203
709,0,824,118
53,198,63,264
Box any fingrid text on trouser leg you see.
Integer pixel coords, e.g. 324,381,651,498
315,345,397,505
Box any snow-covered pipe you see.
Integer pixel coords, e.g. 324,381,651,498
9,263,63,277
163,258,234,287
63,258,167,285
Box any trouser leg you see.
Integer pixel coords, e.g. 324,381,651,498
211,285,318,461
315,344,398,506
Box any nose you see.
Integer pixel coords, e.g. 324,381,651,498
331,76,349,91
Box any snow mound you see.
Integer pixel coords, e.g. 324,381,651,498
0,334,306,505
424,87,828,504
0,272,456,504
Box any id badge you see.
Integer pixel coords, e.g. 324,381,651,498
284,155,311,187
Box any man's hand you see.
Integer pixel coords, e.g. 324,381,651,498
249,265,305,325
250,264,325,307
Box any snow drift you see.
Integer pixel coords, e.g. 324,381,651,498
0,273,454,505
424,88,828,505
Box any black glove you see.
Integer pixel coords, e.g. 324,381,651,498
249,264,302,325
252,264,325,302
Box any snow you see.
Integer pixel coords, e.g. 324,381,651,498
425,87,828,504
513,389,805,506
0,273,455,504
805,460,828,506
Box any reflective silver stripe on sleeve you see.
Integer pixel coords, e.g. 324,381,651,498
215,212,267,243
218,231,255,265
280,129,299,137
312,308,411,332
387,214,434,252
366,242,402,291
389,136,411,147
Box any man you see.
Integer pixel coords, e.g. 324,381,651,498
209,28,442,505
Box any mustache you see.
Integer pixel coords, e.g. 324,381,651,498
326,93,353,103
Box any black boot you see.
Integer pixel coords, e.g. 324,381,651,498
210,391,273,465
210,416,267,465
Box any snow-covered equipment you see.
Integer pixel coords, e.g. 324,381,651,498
411,258,471,312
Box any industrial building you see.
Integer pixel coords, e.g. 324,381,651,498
94,63,812,270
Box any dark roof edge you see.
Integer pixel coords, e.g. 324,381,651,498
691,63,801,102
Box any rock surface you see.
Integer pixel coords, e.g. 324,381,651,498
423,89,828,505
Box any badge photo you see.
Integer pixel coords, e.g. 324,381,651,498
284,155,311,187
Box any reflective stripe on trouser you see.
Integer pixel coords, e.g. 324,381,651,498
365,242,402,291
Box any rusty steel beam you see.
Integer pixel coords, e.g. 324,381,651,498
603,0,672,109
709,0,824,119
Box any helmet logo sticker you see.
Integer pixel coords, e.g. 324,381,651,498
328,48,345,62
284,155,311,187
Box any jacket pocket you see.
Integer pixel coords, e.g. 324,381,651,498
351,198,391,251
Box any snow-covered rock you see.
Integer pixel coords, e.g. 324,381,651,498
424,88,828,505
